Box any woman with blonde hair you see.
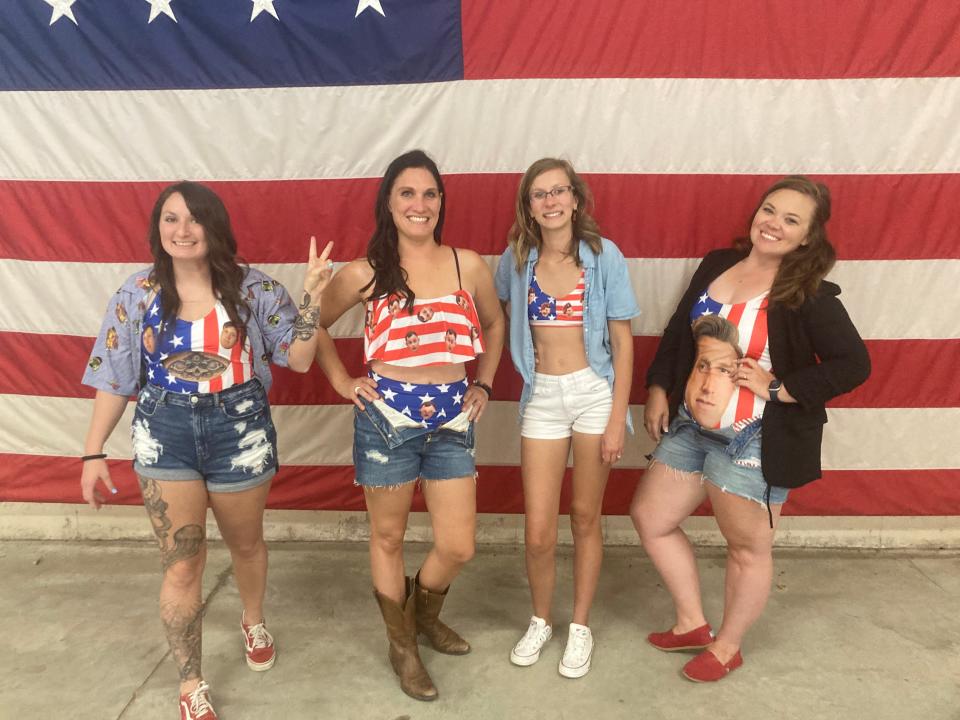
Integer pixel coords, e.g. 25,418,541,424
495,157,640,678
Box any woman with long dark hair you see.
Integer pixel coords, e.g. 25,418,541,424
632,176,870,682
80,181,333,720
315,150,504,700
495,158,640,678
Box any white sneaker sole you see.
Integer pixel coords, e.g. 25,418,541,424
558,655,592,678
246,653,276,671
510,647,543,666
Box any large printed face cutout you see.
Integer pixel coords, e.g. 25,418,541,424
684,335,740,428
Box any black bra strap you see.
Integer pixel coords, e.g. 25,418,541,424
452,246,462,290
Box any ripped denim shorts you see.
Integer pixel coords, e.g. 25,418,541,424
651,405,789,506
353,401,476,488
131,379,278,493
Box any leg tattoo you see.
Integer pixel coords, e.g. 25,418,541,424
161,598,204,681
162,524,206,572
139,477,172,545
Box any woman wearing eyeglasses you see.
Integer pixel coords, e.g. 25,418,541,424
494,158,640,678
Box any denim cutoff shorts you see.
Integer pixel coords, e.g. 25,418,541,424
353,402,476,488
521,367,613,439
652,405,789,506
131,378,278,493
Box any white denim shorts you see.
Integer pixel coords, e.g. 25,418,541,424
520,367,613,439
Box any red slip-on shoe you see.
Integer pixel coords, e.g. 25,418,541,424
647,623,714,652
682,649,743,682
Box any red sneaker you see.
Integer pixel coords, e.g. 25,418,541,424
682,649,743,682
179,680,218,720
647,623,714,652
242,616,276,671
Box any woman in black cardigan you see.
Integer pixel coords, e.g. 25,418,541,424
631,176,870,682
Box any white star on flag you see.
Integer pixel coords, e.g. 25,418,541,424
700,310,714,316
250,0,279,21
401,382,416,392
381,387,397,402
44,0,78,26
145,0,176,23
165,374,177,385
371,371,381,381
355,0,385,18
401,406,412,416
437,408,447,417
698,292,709,303
149,305,159,316
159,352,169,361
418,393,435,403
452,391,463,405
172,335,184,348
147,368,155,379
437,383,450,393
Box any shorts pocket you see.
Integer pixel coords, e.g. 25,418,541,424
357,405,403,450
221,391,267,420
135,388,161,417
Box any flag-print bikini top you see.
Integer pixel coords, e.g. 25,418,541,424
364,247,485,367
141,290,253,394
527,267,585,326
689,289,771,428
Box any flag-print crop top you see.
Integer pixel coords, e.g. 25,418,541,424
141,291,254,394
363,249,485,367
689,289,771,428
528,267,585,326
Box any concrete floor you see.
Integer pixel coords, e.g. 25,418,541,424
3,541,959,720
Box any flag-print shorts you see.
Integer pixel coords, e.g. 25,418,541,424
130,378,278,493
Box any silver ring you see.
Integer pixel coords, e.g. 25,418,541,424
353,386,361,396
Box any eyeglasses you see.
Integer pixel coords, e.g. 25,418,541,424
529,185,573,203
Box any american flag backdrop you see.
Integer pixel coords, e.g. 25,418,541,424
1,1,958,521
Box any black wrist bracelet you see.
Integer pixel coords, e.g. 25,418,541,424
471,380,492,397
81,453,107,462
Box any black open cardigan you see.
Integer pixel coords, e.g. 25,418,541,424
645,248,871,489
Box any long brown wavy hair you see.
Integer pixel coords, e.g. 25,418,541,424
148,181,249,339
507,157,603,272
360,150,446,311
734,175,836,309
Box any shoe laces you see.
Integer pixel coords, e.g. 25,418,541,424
564,625,592,663
245,621,274,650
517,618,550,651
185,681,214,717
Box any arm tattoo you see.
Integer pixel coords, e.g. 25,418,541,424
293,292,321,341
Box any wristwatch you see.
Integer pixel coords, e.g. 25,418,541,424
768,379,783,403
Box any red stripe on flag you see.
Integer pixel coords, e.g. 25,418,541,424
462,1,960,80
203,310,223,393
4,175,960,262
2,333,958,409
5,455,958,516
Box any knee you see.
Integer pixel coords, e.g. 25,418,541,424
569,503,601,538
370,527,405,557
726,540,771,568
524,526,557,558
226,535,265,563
630,498,658,543
436,538,475,568
162,550,205,589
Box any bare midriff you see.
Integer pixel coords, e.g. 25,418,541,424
369,359,469,385
531,325,588,375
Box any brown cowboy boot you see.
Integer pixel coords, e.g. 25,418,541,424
373,587,438,701
413,572,471,655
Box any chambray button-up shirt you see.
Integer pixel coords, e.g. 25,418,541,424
494,238,641,431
